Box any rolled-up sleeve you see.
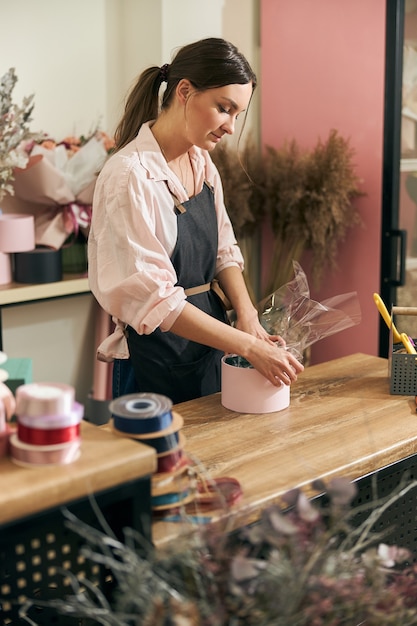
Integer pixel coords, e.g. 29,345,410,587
89,151,186,338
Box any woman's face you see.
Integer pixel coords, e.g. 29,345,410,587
183,82,253,151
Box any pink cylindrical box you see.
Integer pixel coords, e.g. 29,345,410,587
0,252,12,285
221,355,290,414
0,213,35,252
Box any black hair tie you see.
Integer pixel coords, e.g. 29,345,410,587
160,63,170,82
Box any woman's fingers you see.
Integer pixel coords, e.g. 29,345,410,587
0,385,16,420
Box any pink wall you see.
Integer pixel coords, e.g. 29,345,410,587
260,0,386,364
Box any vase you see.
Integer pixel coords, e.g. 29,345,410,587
62,234,88,274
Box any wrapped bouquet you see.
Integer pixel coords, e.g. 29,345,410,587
258,261,362,362
12,129,114,249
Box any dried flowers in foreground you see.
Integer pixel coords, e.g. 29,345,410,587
19,476,417,626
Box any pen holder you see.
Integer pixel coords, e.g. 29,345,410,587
389,305,417,395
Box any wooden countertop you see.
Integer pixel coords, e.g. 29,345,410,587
153,353,417,546
0,420,156,526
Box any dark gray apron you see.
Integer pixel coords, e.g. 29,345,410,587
114,182,228,404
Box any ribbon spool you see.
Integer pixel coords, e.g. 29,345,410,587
9,434,81,467
11,382,82,467
109,392,173,435
152,463,191,497
17,423,81,446
16,382,75,418
18,401,84,429
196,476,243,508
112,411,183,454
156,432,187,474
151,489,195,511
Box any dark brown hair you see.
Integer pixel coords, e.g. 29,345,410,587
114,37,257,150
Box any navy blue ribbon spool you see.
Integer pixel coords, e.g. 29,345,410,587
112,411,184,456
109,392,173,435
141,430,180,454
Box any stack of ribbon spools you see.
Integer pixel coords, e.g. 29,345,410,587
0,351,14,457
109,392,193,514
9,382,83,466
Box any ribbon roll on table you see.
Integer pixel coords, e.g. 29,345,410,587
17,423,80,446
156,433,187,473
112,411,183,454
151,489,195,511
9,434,81,467
18,402,84,429
152,465,191,497
196,476,243,508
15,383,75,418
109,392,173,434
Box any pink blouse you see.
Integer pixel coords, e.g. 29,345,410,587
88,122,244,361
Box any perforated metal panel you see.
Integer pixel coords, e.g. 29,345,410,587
351,453,417,557
0,477,152,625
390,352,417,395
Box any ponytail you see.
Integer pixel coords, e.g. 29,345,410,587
114,66,164,151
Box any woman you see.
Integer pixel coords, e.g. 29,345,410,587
88,37,303,404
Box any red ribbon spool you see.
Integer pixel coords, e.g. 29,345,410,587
17,423,80,445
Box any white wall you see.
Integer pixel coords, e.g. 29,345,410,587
0,0,258,413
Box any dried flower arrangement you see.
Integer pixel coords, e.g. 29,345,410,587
0,67,39,204
211,138,265,301
20,477,417,626
212,130,364,299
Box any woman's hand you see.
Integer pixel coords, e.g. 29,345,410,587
234,309,280,344
0,382,16,422
245,337,304,387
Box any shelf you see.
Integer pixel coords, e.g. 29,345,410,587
0,273,90,306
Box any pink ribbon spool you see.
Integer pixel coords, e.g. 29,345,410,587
9,433,81,467
0,213,35,253
15,382,75,418
18,401,84,429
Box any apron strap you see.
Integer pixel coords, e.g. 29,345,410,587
184,283,211,296
184,280,232,311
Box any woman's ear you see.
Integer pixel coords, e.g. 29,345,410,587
176,79,193,104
